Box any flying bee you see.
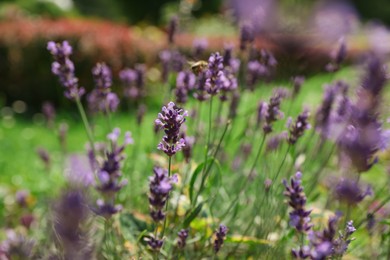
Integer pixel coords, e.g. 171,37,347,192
188,60,208,75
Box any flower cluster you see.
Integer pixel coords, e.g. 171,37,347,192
214,224,228,253
263,94,284,134
175,71,196,104
177,229,189,249
87,62,119,114
334,178,373,205
205,52,226,95
148,167,176,222
288,110,311,145
47,41,85,100
155,102,188,157
283,172,312,233
325,37,347,73
90,128,133,218
119,64,146,101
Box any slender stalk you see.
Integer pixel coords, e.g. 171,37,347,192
272,144,291,183
192,119,230,206
161,156,173,238
75,95,95,153
220,134,266,221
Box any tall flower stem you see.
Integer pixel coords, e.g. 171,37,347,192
75,95,96,156
192,118,230,206
220,134,266,221
272,144,291,183
161,156,173,239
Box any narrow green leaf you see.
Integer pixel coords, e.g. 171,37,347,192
183,202,205,228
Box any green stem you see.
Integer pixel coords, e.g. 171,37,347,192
161,156,172,239
272,144,291,183
192,119,230,206
75,95,95,153
220,134,266,221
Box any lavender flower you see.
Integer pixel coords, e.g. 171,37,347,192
42,101,56,127
167,16,178,44
155,102,188,157
228,91,240,119
47,41,85,100
246,61,268,90
283,172,312,233
333,220,356,257
177,229,189,249
15,190,29,208
263,94,284,134
325,37,347,73
136,104,147,125
214,224,228,253
193,38,208,59
119,65,146,101
205,52,226,95
239,23,254,51
148,167,176,222
180,133,195,163
266,131,288,152
291,246,311,259
292,76,305,98
58,123,68,152
288,110,311,145
87,62,119,114
308,215,339,259
145,235,164,252
193,71,210,101
357,54,388,113
90,128,133,218
0,230,35,259
334,178,372,205
315,84,337,137
175,71,196,104
52,189,93,259
36,147,51,170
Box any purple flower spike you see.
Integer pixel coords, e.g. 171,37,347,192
283,172,312,233
155,102,188,157
288,110,311,145
263,94,284,134
334,178,372,205
47,41,85,100
145,235,164,252
148,167,176,222
177,229,189,249
87,62,119,114
214,224,228,253
205,52,226,95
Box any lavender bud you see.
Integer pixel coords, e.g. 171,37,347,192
193,38,208,59
177,229,189,249
288,110,311,145
214,224,228,253
42,101,56,127
167,16,178,45
263,94,284,134
240,23,254,51
36,147,51,170
145,235,164,252
292,76,305,98
334,178,372,205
